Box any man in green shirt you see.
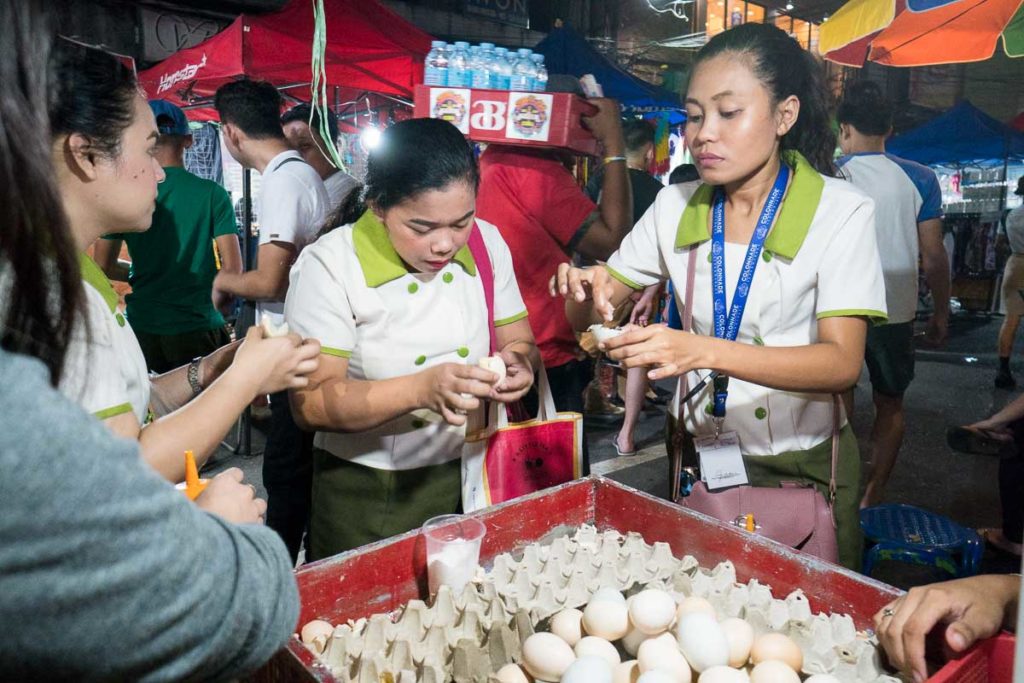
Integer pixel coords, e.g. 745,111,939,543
94,100,243,372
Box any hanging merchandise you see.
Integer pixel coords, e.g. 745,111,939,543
652,113,671,176
310,0,348,172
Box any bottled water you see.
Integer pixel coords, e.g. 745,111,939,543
510,48,535,91
448,41,471,88
531,53,548,92
470,45,491,89
424,40,449,86
493,48,513,90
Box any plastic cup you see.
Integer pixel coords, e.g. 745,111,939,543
422,514,486,597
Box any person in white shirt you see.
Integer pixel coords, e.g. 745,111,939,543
996,177,1024,388
286,119,538,560
552,23,886,569
213,79,331,562
836,80,951,508
281,103,359,213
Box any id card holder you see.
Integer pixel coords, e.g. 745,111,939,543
695,431,748,490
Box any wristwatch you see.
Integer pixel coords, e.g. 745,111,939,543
187,357,203,398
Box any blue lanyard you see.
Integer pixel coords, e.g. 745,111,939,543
710,163,790,420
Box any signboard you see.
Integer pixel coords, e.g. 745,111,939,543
464,0,530,29
141,8,225,62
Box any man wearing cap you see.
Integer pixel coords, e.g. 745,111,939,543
281,104,358,213
93,100,243,373
996,176,1024,388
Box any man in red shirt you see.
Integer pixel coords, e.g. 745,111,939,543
476,96,632,422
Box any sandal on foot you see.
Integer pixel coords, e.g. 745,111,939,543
613,438,636,457
978,528,1023,557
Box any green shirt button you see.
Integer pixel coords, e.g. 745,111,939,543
457,347,469,358
412,418,427,429
442,272,454,284
753,336,765,346
408,282,419,294
705,403,714,415
115,313,126,327
415,355,426,366
755,407,767,420
762,251,773,262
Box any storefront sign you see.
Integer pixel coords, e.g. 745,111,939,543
464,0,530,29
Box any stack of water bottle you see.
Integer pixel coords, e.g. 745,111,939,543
424,40,549,92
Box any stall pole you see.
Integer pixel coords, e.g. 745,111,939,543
222,168,255,457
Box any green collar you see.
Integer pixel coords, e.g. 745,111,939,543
352,210,477,288
79,253,119,314
674,151,825,260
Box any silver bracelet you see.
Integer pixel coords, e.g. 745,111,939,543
187,357,203,397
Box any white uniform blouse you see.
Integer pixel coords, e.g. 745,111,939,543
285,211,528,471
60,254,151,423
606,152,887,456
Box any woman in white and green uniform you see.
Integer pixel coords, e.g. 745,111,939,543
287,119,538,560
46,43,319,486
553,24,887,569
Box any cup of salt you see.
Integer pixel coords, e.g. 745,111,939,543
422,514,486,597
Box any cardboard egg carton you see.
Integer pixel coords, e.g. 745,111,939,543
302,524,897,683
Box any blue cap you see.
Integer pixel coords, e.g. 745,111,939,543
149,99,190,136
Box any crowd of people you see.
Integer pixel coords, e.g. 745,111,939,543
0,2,1019,680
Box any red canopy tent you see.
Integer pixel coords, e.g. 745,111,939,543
137,0,432,120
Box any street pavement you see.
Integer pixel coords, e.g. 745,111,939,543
203,312,1023,586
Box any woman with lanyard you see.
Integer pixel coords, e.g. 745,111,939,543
287,118,538,560
552,23,886,569
47,41,320,485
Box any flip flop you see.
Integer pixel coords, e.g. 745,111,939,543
945,426,1011,456
613,438,636,457
978,528,1023,557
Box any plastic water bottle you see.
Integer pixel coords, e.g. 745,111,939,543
510,48,535,91
424,40,449,86
531,53,548,92
477,42,497,89
447,41,471,88
493,48,513,90
470,46,490,89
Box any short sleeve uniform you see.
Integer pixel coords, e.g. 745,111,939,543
285,212,527,470
837,153,942,324
477,146,597,368
323,170,360,211
257,151,330,326
60,255,151,423
606,152,887,455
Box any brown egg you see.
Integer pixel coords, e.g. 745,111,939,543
749,633,803,672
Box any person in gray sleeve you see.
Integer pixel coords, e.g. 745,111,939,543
0,3,299,680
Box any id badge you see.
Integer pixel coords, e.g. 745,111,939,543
695,431,748,490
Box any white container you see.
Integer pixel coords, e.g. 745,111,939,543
422,513,486,596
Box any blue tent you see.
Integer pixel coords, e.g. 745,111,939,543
888,100,1024,167
534,26,684,121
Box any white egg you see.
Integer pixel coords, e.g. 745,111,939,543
550,608,585,647
574,636,621,667
495,663,533,683
583,599,630,641
562,655,613,683
749,633,803,672
698,666,748,683
621,625,652,657
674,612,729,673
478,355,507,384
589,324,626,344
522,632,576,681
749,660,800,683
591,587,628,604
629,589,677,635
613,660,642,683
637,671,682,683
637,633,692,683
719,618,754,668
804,676,841,683
299,619,333,654
675,596,716,619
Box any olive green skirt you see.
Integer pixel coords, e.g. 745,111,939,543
308,449,462,562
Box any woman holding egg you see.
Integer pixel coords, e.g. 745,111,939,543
287,118,538,560
552,23,886,569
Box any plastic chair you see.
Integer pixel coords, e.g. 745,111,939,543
860,504,983,578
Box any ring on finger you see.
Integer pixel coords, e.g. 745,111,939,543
882,606,895,618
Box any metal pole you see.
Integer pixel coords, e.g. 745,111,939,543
240,167,254,457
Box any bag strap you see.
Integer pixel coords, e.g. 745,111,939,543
466,223,497,354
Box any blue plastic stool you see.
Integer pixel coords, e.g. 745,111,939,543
860,504,983,578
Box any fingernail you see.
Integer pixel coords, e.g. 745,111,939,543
913,671,925,683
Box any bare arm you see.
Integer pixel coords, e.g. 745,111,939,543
919,217,950,346
212,233,243,314
573,100,633,261
213,241,295,302
551,263,642,331
92,238,130,282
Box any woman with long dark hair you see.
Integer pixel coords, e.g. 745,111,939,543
552,23,886,568
287,117,538,559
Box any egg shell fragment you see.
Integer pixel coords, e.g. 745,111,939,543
299,619,333,654
674,612,729,673
749,660,801,683
495,663,534,683
629,589,677,635
522,632,576,681
583,599,630,641
550,608,585,647
562,655,613,683
719,617,754,668
749,633,803,672
589,324,626,345
574,636,621,667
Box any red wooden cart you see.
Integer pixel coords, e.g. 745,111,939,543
250,477,1014,682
